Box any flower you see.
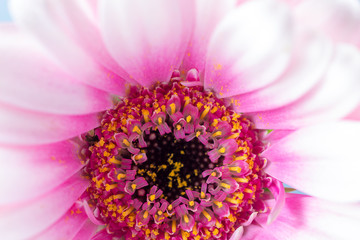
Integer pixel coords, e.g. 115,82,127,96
1,0,360,239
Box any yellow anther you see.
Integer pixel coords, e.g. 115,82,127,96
134,154,143,161
183,214,190,223
211,172,217,177
218,147,226,154
234,177,249,183
122,206,134,217
157,210,163,215
213,229,219,235
158,117,163,124
200,106,210,119
186,115,192,123
212,119,219,127
213,201,223,208
131,184,137,190
220,182,231,189
168,204,173,211
229,166,242,173
105,184,117,191
200,192,206,199
210,106,218,113
143,210,149,219
132,125,142,135
109,156,122,165
244,188,253,193
195,131,201,137
193,222,198,235
202,210,212,222
117,173,126,180
176,124,182,130
113,194,124,200
212,131,222,137
225,197,239,204
227,132,240,139
169,103,176,114
184,96,190,107
189,201,195,207
172,219,177,233
149,194,156,202
142,109,150,122
122,138,130,147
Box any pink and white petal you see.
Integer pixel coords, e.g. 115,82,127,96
71,221,98,240
99,0,194,87
181,0,237,74
0,24,112,115
9,0,129,94
243,194,360,240
262,121,360,202
229,226,244,240
294,0,360,45
231,34,333,113
30,204,88,240
0,173,89,240
0,103,100,145
345,103,360,121
251,43,360,129
0,141,83,204
204,0,293,98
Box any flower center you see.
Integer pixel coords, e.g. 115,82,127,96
81,70,270,239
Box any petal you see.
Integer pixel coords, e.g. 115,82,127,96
294,0,360,44
0,141,83,204
263,121,360,202
0,173,89,240
345,103,360,121
0,102,100,145
0,23,112,115
243,194,360,240
99,0,194,87
71,221,98,240
181,0,237,74
231,34,333,112
251,43,360,129
9,0,129,94
204,0,293,97
229,226,244,240
30,204,88,240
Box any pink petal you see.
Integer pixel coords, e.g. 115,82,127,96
71,221,98,240
0,23,112,115
229,226,244,240
9,0,129,94
0,141,83,204
294,0,360,45
243,194,360,240
231,34,333,112
30,204,88,240
0,173,89,240
0,102,100,145
263,121,360,202
204,0,293,97
251,43,360,129
181,0,237,74
99,0,194,87
345,103,360,121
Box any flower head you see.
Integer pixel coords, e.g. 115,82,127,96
1,0,360,239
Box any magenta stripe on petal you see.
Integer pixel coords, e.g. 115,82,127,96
0,140,83,204
0,173,89,240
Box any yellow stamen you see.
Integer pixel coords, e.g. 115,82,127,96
117,173,126,180
122,206,134,217
195,131,201,137
183,214,190,223
200,192,206,199
134,154,143,161
176,124,182,130
113,194,124,200
172,219,177,233
105,184,117,191
212,131,222,137
149,194,156,202
218,147,226,154
122,138,130,147
158,117,163,124
234,177,249,183
189,201,195,207
142,109,150,122
109,156,122,165
169,103,176,114
131,184,137,190
186,115,192,123
132,125,142,135
227,132,240,139
143,210,149,219
202,210,212,222
229,166,242,173
220,182,231,189
200,106,210,119
213,201,223,208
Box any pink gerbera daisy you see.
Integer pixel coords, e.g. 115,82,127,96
1,0,360,239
